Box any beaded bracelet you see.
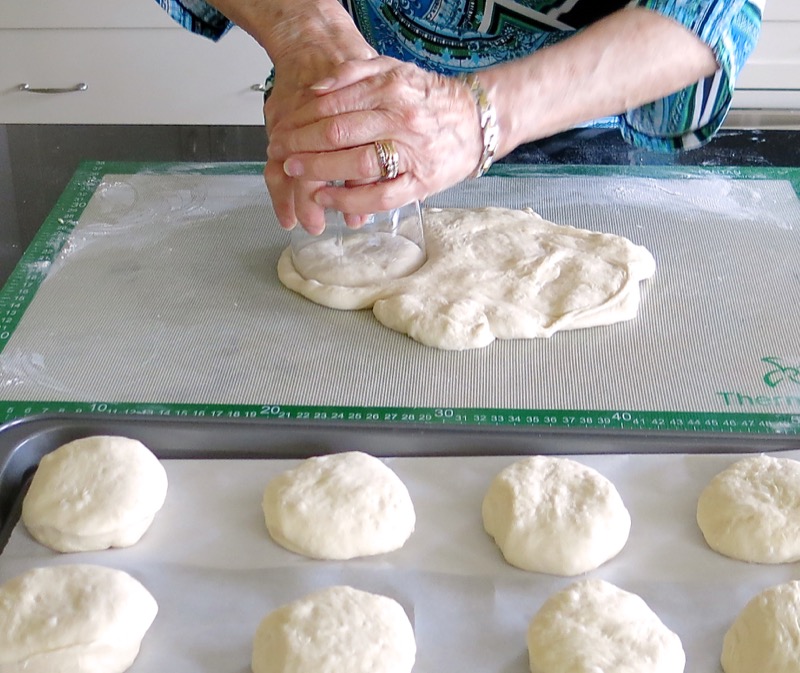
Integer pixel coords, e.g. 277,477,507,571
461,73,499,178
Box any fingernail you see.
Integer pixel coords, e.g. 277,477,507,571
315,192,333,207
310,78,334,91
283,159,303,177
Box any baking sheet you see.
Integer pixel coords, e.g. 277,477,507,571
3,446,800,673
0,164,798,421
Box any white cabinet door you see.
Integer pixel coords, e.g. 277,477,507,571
763,0,800,21
0,0,173,28
0,28,272,124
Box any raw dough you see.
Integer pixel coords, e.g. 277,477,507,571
0,564,158,673
482,456,630,575
21,435,168,553
278,207,656,350
262,451,415,560
251,585,416,673
291,231,426,286
527,579,685,673
696,454,800,563
721,580,800,673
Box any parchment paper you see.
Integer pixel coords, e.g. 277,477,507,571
3,452,799,673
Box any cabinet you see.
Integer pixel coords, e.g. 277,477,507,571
0,0,797,124
0,0,271,124
732,0,800,110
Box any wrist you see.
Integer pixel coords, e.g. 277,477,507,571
261,0,374,71
461,73,500,178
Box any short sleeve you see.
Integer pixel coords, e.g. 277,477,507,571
154,0,232,41
619,0,763,151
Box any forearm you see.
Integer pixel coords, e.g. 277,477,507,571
205,0,374,80
480,6,718,156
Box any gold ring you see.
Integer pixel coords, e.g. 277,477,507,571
374,140,400,181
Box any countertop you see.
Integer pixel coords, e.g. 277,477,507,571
2,123,800,286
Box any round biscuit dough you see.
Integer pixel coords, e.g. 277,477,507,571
721,580,800,673
251,585,416,673
262,451,415,560
696,454,800,563
0,564,158,673
21,435,168,553
527,579,685,673
482,456,630,575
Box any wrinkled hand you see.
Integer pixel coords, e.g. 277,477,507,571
267,57,484,231
263,46,376,233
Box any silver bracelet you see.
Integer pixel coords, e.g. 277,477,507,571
461,73,499,178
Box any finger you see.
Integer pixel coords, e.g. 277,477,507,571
293,180,328,235
309,56,395,94
283,144,394,183
270,110,393,157
314,174,420,216
264,161,297,229
344,213,371,228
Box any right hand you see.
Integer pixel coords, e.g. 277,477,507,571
263,36,377,234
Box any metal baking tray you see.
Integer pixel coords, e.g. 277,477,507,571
2,413,798,553
4,413,800,673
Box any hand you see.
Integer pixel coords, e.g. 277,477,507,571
267,57,485,223
264,48,377,234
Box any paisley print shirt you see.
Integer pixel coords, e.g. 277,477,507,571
157,0,763,151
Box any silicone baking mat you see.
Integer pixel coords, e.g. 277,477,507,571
0,161,797,433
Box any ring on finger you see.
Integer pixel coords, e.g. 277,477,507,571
374,140,400,181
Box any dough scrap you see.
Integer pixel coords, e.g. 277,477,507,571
721,580,800,673
278,207,656,350
22,435,168,553
0,564,158,673
482,456,630,575
696,454,800,563
251,585,416,673
527,579,685,673
262,451,415,560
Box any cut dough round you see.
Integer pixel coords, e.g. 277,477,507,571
696,454,800,563
22,435,168,553
0,564,158,673
278,207,656,350
721,580,800,673
482,456,630,575
262,451,415,560
252,585,416,673
527,579,685,673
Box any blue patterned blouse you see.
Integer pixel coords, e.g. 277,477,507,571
156,0,762,152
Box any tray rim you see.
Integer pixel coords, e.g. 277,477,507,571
2,411,799,553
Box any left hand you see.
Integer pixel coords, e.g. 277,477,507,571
267,57,485,217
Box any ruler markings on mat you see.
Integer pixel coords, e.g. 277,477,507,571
1,161,798,434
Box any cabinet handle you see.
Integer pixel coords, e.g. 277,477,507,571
18,82,88,94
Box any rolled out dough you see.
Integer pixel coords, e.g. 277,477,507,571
721,580,800,673
696,454,800,563
527,579,685,673
21,435,168,553
251,585,416,673
482,456,630,575
0,564,158,673
278,207,656,350
262,451,415,560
